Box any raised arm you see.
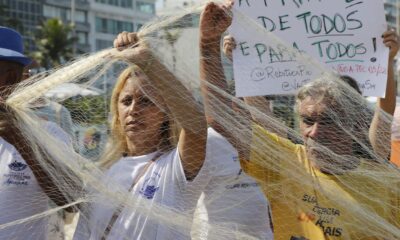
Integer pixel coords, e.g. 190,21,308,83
114,33,207,179
199,2,253,159
199,2,232,136
369,30,399,159
378,30,398,115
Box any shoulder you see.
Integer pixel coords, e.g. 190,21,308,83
203,128,241,176
356,159,398,173
206,128,236,154
252,123,303,156
107,156,132,171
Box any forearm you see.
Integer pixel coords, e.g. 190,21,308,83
1,108,78,210
199,36,231,130
199,36,252,160
200,36,228,92
378,59,396,115
369,58,396,159
11,136,78,212
139,59,206,133
142,59,207,178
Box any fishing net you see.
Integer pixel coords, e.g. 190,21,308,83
0,1,399,240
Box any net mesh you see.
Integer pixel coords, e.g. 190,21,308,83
0,1,399,240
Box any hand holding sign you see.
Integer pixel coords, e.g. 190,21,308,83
223,35,236,62
383,30,400,60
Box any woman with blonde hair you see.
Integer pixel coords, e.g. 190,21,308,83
99,64,180,169
74,32,207,240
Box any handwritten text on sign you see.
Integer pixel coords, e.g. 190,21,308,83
230,0,388,97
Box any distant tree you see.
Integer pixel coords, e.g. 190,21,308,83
63,96,108,125
32,18,77,69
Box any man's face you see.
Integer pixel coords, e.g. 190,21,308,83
298,96,352,163
0,61,22,93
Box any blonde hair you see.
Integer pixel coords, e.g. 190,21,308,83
99,65,180,169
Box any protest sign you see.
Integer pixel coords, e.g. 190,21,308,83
230,0,388,97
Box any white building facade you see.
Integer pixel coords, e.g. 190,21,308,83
41,0,156,53
90,0,156,51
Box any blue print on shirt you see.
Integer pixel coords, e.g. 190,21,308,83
139,176,159,199
140,185,159,199
8,160,28,171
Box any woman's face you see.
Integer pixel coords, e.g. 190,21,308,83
117,74,166,147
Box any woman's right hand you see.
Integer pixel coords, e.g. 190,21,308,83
113,31,138,49
223,35,236,62
113,32,153,64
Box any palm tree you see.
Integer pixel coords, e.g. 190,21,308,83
32,18,77,69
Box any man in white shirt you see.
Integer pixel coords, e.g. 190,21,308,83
0,26,77,239
0,121,72,240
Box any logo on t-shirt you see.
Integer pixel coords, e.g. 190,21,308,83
232,155,239,162
225,182,259,190
4,161,31,186
301,193,343,237
139,176,159,199
8,160,28,171
139,185,159,199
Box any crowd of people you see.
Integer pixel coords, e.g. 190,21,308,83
0,0,399,240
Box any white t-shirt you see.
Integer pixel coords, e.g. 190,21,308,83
192,128,274,240
0,121,71,240
74,148,209,240
75,128,273,240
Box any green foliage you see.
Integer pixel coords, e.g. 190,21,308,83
63,96,109,126
32,18,77,69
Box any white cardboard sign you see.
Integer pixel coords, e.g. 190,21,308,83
230,0,388,97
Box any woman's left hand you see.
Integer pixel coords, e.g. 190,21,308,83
382,29,399,60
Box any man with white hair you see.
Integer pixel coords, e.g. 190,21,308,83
198,0,400,238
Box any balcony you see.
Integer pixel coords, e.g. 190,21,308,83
44,0,90,10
